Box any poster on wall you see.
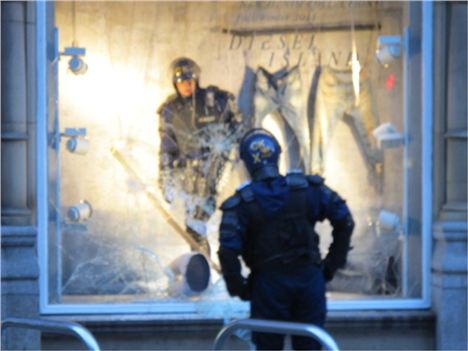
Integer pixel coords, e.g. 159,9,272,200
54,1,406,310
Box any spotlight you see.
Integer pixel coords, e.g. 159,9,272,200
375,35,401,67
372,122,404,149
62,47,88,75
66,137,90,155
67,200,93,223
68,56,88,75
167,252,211,297
378,210,401,232
61,128,89,155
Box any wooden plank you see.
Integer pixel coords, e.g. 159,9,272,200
110,147,221,273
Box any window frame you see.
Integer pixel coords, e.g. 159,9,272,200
37,1,433,316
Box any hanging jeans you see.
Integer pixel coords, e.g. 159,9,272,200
308,66,383,190
238,65,382,188
238,65,309,171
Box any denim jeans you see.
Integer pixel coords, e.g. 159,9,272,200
238,65,382,189
238,65,309,171
309,67,382,190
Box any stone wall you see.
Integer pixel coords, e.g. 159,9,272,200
431,2,468,350
1,2,40,349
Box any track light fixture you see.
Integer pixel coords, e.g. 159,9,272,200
375,35,402,67
67,200,93,223
62,47,88,75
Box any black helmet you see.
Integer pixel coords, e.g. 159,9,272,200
239,128,282,180
170,57,200,83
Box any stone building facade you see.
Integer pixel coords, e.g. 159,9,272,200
1,1,466,350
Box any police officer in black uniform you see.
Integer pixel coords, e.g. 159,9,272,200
158,57,242,255
218,128,354,350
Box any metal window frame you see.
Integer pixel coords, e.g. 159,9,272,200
37,0,50,314
420,0,434,310
37,1,433,315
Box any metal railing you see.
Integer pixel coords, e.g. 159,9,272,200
1,317,101,351
213,318,339,351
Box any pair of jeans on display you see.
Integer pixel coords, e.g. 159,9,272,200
310,66,383,191
238,65,382,191
238,65,308,171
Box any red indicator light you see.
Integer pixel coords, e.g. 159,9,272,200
386,73,396,91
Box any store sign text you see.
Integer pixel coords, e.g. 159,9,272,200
229,33,360,68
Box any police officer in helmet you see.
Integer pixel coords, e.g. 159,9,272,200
158,57,242,256
170,57,200,98
218,128,354,350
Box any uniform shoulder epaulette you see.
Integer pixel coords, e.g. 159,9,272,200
208,85,232,100
220,193,241,210
286,170,308,189
236,181,251,191
307,174,325,186
206,85,221,95
220,182,253,210
237,182,254,202
157,94,178,114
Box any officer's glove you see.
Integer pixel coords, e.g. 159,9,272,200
321,259,336,283
218,247,250,300
222,274,250,300
237,277,251,301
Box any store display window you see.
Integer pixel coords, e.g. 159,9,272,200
41,1,430,315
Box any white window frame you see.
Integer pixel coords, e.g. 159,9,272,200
37,1,433,315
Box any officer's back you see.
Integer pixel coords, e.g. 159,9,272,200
218,128,354,350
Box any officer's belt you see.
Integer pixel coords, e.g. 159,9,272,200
251,250,321,273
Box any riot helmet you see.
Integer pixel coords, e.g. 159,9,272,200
170,57,201,84
239,128,282,180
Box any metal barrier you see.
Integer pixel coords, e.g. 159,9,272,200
1,317,101,351
213,318,339,351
